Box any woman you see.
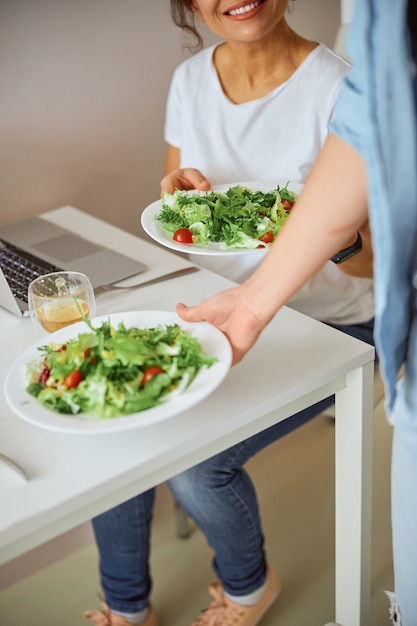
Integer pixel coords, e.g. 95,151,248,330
85,2,375,625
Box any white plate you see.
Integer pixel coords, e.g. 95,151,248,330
5,311,232,434
141,181,303,256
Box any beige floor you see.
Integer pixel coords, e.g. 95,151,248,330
0,399,394,626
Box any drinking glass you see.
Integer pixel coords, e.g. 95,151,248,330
28,271,96,334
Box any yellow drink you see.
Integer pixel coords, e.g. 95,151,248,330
37,298,89,333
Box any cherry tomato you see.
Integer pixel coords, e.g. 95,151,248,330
142,366,166,387
258,230,274,244
173,228,193,244
55,344,67,352
281,199,294,210
63,369,83,390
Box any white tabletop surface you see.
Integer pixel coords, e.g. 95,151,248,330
0,207,375,625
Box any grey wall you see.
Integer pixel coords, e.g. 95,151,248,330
0,1,341,237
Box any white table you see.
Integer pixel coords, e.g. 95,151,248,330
0,207,375,626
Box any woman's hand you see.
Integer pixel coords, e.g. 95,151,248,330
161,168,212,195
176,284,269,366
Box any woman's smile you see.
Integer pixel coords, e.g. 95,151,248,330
224,0,266,19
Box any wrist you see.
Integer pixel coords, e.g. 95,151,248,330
242,274,280,329
331,231,362,264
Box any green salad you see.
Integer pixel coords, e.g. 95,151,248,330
25,319,216,419
156,183,297,249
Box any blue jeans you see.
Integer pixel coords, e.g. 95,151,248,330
92,318,375,614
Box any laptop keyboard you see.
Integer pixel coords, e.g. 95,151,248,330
0,238,62,303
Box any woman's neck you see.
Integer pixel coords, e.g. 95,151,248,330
213,25,318,104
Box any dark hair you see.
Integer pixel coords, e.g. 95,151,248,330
170,0,204,53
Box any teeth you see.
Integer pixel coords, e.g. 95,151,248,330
228,1,261,16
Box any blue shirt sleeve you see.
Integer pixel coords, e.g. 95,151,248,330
329,0,369,160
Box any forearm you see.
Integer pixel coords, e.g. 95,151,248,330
243,133,369,325
163,144,180,178
176,134,370,365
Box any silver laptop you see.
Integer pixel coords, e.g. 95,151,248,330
0,217,147,317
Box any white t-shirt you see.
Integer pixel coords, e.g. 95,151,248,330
164,43,374,325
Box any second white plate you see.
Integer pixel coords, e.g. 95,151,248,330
5,311,232,434
141,181,303,256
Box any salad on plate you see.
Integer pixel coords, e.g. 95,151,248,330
25,317,217,420
155,183,297,250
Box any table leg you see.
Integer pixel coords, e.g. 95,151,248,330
334,361,374,626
